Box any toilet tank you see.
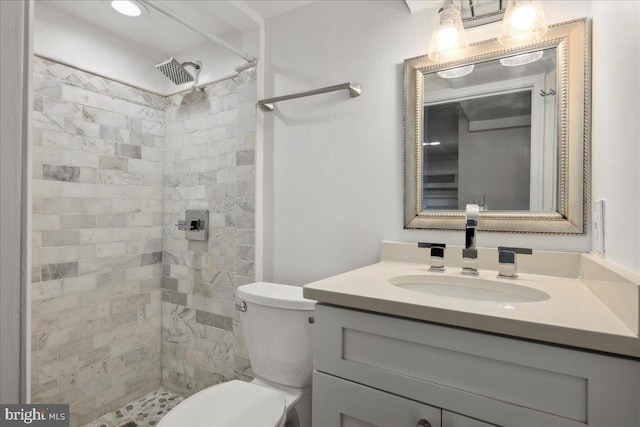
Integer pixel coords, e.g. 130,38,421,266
236,282,316,388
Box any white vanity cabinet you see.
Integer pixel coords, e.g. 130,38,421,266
312,304,640,427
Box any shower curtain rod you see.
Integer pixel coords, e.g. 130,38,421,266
164,69,255,97
139,0,257,63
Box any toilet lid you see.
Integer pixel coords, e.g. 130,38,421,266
158,380,286,427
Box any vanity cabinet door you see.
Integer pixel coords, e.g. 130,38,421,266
313,371,442,427
442,411,500,427
315,304,640,427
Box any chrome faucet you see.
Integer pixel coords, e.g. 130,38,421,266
462,204,479,276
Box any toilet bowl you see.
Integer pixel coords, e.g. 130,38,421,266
158,282,316,427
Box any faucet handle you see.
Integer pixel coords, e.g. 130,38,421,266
175,219,204,231
497,246,532,279
417,242,446,272
461,248,479,276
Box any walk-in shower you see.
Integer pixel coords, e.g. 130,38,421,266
28,0,259,424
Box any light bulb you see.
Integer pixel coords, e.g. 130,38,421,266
510,4,536,31
498,0,548,47
437,26,458,50
428,0,468,62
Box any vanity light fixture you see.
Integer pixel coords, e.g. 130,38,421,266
499,50,543,66
437,64,474,78
427,1,548,62
110,0,147,17
498,0,547,46
428,0,469,62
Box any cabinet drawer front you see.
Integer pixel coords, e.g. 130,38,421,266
315,305,640,427
313,371,442,427
341,327,585,421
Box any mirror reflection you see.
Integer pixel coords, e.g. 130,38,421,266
421,48,557,211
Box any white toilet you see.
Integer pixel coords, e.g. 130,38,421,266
158,282,316,427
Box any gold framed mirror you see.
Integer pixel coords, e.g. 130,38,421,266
404,18,590,234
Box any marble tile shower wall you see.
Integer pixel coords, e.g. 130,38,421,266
31,57,166,426
161,78,257,396
30,56,258,423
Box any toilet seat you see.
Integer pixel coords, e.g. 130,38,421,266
157,380,286,427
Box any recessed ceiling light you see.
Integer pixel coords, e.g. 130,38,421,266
500,51,544,67
111,0,146,17
437,64,474,79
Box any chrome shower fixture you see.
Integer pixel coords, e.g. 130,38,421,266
155,58,201,85
234,60,257,74
232,61,257,84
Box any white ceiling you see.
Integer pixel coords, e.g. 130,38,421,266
39,0,315,58
40,1,238,57
243,0,315,19
404,0,441,14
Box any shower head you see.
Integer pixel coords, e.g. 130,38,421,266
155,58,201,85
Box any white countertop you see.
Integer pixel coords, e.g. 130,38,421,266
304,261,640,358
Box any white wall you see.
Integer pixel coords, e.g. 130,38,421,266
458,119,531,211
262,0,639,285
590,1,640,274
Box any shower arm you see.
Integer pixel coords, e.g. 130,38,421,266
139,0,257,64
181,61,201,71
185,61,202,91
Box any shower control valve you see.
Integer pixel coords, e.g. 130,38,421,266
175,219,204,231
176,209,209,241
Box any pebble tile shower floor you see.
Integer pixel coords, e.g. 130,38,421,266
83,388,183,427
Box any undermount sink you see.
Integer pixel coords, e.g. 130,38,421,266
388,274,551,302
